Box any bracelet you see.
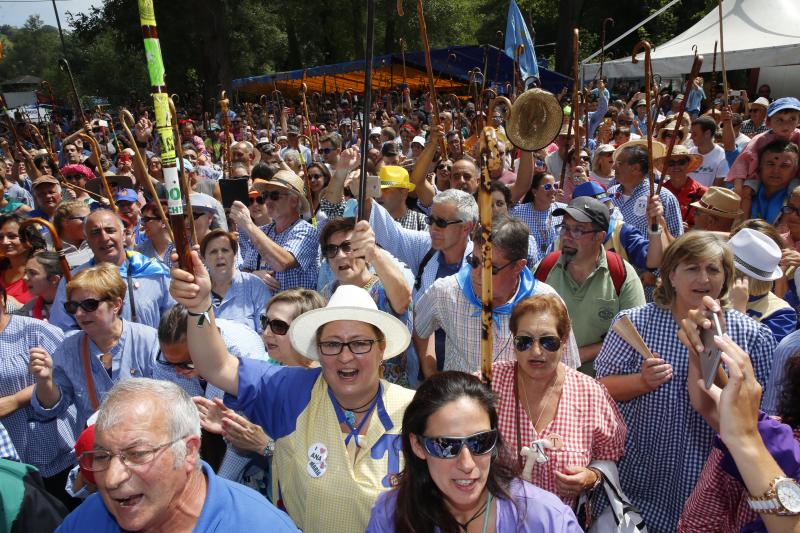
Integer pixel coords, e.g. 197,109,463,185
187,303,213,327
262,440,275,457
586,467,603,491
648,227,663,236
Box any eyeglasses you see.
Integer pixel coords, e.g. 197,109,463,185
417,429,498,459
667,158,690,167
513,335,562,352
557,224,599,239
425,215,463,228
617,120,633,126
155,350,194,370
318,339,380,356
318,148,334,155
63,297,110,315
78,437,186,472
580,156,591,162
260,316,290,335
308,173,324,180
781,205,800,216
436,165,452,172
322,240,353,259
465,253,516,275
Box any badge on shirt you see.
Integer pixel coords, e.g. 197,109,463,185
307,442,328,478
634,196,648,217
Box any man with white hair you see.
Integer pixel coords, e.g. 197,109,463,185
56,378,298,532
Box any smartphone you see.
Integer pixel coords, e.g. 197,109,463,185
219,178,250,209
366,174,382,198
729,90,741,97
700,312,725,389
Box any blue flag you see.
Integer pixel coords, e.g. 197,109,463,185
504,0,539,83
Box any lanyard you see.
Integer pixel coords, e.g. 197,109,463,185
328,384,383,448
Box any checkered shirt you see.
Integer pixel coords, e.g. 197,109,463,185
509,202,565,256
237,223,271,271
740,119,769,137
595,304,776,533
493,361,626,507
607,180,683,239
0,315,76,476
414,274,580,373
394,208,428,232
0,421,19,461
259,219,320,291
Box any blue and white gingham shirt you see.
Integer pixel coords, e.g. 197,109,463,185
607,179,684,240
238,223,271,272
31,320,160,429
509,202,565,257
763,328,800,415
0,421,19,461
258,219,320,291
595,304,775,533
0,315,76,476
211,271,273,333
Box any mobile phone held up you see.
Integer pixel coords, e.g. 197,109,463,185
700,311,725,389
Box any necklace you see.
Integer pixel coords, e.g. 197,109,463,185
337,388,380,427
518,367,561,434
455,491,493,532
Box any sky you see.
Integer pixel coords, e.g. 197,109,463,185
0,0,102,29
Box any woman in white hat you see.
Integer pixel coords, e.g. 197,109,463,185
727,225,796,343
169,251,414,532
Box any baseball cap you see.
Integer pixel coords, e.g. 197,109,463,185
411,135,426,147
751,97,770,109
287,124,300,135
573,181,610,204
31,175,60,189
114,188,138,203
767,97,800,117
553,197,610,232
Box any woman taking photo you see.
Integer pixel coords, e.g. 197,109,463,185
18,250,63,320
170,251,415,532
200,229,272,332
595,231,777,532
493,294,626,508
367,371,581,532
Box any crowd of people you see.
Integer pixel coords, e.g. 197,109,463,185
0,72,799,532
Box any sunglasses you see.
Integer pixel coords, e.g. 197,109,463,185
63,297,110,315
539,183,555,191
436,165,452,172
259,316,290,335
141,216,161,223
318,148,334,155
425,215,463,228
465,253,515,275
156,350,194,370
667,158,690,167
617,120,633,126
781,205,800,216
513,335,562,352
418,429,498,459
322,240,353,259
250,194,267,205
308,173,324,180
261,190,288,201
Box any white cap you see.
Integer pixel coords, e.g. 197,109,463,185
751,97,770,109
370,127,382,136
411,135,426,147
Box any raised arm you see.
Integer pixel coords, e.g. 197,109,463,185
409,126,442,207
350,220,412,315
228,201,298,272
510,151,534,204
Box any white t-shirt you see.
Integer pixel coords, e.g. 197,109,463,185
689,144,729,187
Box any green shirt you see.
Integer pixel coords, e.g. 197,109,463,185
544,251,645,348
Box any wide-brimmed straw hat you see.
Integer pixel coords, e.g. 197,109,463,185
728,228,783,281
689,187,743,219
251,170,309,214
613,139,667,162
654,145,704,173
289,285,411,361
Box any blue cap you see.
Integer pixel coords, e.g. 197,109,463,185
114,188,138,203
767,97,800,118
573,181,610,203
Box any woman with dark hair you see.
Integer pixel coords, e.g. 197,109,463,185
509,172,565,256
367,371,580,532
306,162,331,222
17,250,63,320
1,213,45,308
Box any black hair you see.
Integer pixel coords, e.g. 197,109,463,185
319,216,355,248
0,213,45,272
778,355,800,429
251,162,276,181
692,115,717,135
158,304,189,345
489,182,512,207
392,372,519,533
620,145,649,174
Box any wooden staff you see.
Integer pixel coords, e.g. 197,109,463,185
357,0,376,222
513,44,525,100
120,108,173,241
19,217,72,282
77,132,118,212
219,90,233,179
631,40,656,232
656,53,703,195
599,18,614,80
717,1,729,105
135,0,192,272
41,80,61,151
299,83,318,158
399,38,407,87
711,41,718,91
560,29,579,190
58,58,85,123
168,97,197,247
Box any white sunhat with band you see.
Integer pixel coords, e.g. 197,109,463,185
728,228,783,281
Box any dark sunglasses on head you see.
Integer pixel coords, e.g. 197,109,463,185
322,240,353,259
156,350,195,370
513,334,562,352
63,297,110,315
418,429,498,459
465,253,515,275
259,316,290,335
425,215,462,228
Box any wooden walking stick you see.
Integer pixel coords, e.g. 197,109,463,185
357,0,376,222
717,1,729,105
135,0,192,272
632,40,658,232
219,90,233,179
599,18,614,80
19,218,72,282
559,29,579,190
77,133,118,212
58,58,85,123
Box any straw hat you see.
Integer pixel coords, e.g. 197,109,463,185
654,145,704,173
728,228,783,281
251,170,310,215
289,285,411,361
379,165,415,192
613,139,667,162
689,187,743,219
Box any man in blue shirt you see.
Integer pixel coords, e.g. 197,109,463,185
57,378,298,532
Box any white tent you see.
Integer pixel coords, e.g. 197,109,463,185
582,0,800,79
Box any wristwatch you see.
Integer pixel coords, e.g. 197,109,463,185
747,477,800,515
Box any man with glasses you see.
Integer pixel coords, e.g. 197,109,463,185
56,378,298,532
414,215,580,377
318,133,341,168
535,197,645,373
281,125,312,168
741,97,770,137
615,109,640,140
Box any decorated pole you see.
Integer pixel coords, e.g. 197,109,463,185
632,40,657,232
135,0,192,272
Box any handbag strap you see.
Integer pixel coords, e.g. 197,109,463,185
80,333,100,412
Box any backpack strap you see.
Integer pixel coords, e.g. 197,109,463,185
605,250,627,296
413,248,437,292
534,251,562,283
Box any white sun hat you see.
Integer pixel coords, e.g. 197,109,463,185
728,228,783,282
288,285,411,361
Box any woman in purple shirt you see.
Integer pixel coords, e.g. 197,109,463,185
366,371,580,532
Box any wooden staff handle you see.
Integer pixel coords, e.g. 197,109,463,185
612,315,654,359
77,133,117,213
19,217,72,282
168,97,198,247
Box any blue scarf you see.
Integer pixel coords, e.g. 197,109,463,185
92,250,170,278
455,262,537,328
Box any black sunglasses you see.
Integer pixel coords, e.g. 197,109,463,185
260,316,290,335
318,148,334,155
513,335,562,352
418,429,498,459
322,240,353,259
63,297,111,315
250,194,267,205
465,253,515,275
436,165,452,172
425,215,463,228
156,350,195,370
308,173,325,180
141,216,161,223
